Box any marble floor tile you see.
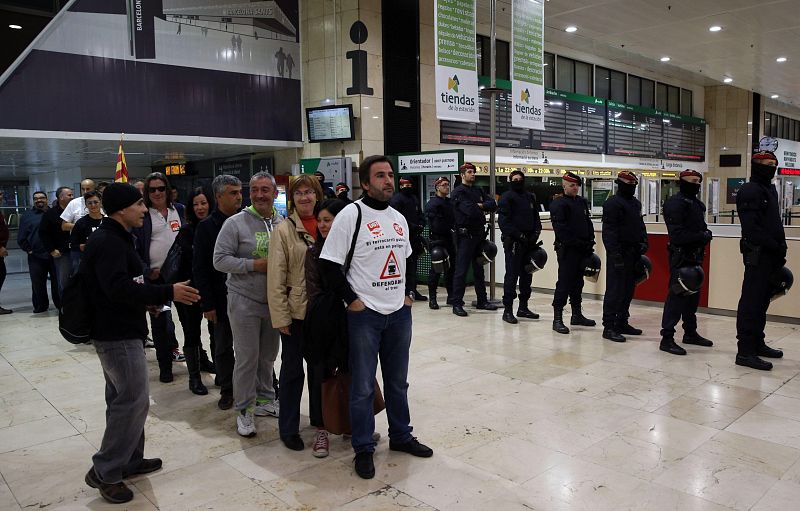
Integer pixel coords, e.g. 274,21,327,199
458,435,570,483
578,434,691,481
750,480,800,511
541,370,620,397
618,480,737,511
492,359,572,383
0,480,20,511
683,381,768,409
726,410,800,450
0,414,78,453
655,396,749,429
750,393,800,422
0,388,60,427
614,413,719,453
774,376,800,399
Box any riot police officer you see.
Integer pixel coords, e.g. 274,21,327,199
735,151,787,371
659,169,713,355
390,178,427,301
335,182,353,204
601,171,648,342
550,172,596,333
451,162,499,316
314,171,336,199
425,176,456,309
499,170,542,324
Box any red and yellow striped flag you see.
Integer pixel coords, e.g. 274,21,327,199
114,139,128,183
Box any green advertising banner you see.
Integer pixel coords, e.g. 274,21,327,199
511,0,545,130
435,0,478,122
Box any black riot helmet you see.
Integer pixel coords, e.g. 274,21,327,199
429,245,451,274
475,240,498,265
670,266,705,296
769,266,794,302
582,253,602,283
634,255,653,285
524,245,548,274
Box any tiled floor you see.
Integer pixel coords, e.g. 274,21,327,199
2,275,800,510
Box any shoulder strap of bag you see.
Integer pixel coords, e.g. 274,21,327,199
343,203,362,274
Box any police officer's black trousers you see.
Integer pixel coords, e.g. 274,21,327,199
427,239,455,301
406,250,420,292
452,235,487,307
552,249,585,309
602,254,637,329
660,265,700,338
502,242,532,307
736,255,777,355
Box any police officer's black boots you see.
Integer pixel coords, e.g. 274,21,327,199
452,305,468,317
517,301,540,319
569,304,596,327
735,354,773,371
429,296,440,310
660,337,687,356
552,308,570,334
619,323,643,335
602,328,626,343
757,345,783,358
682,332,713,347
502,306,518,324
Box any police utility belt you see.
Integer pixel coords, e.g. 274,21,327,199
739,238,761,267
668,243,704,267
456,227,485,239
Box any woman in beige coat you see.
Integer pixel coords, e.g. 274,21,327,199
267,174,325,454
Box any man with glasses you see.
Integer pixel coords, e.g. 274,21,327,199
18,191,60,313
61,178,97,232
132,173,185,383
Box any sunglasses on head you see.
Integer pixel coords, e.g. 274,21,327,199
149,186,167,193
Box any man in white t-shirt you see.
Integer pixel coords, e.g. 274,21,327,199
320,155,433,480
60,179,96,231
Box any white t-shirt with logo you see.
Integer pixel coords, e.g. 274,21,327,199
320,200,412,315
149,207,182,270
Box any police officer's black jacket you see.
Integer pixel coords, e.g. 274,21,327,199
452,183,488,232
550,194,594,248
425,195,455,237
83,217,173,342
663,192,707,249
389,189,424,235
736,178,786,254
499,189,542,240
602,193,647,256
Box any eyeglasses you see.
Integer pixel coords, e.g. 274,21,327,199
149,186,167,193
86,200,101,206
293,189,316,197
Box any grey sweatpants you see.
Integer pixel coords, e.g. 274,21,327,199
228,292,280,412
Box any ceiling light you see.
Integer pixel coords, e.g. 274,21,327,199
771,94,780,99
372,116,379,119
709,25,722,32
565,26,577,33
776,57,787,63
723,77,733,83
8,24,22,30
660,57,670,62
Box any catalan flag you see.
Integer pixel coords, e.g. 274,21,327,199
114,139,128,183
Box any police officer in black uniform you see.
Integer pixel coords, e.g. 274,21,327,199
390,178,427,301
601,171,648,342
499,170,542,324
451,162,499,316
314,171,336,199
335,182,353,204
659,169,714,355
425,176,456,309
735,151,787,371
550,172,596,333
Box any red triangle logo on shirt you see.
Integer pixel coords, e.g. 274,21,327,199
379,250,402,280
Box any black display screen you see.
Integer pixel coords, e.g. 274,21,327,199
606,101,663,158
533,90,605,153
661,113,706,161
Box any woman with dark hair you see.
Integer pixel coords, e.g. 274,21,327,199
172,186,216,395
69,190,104,271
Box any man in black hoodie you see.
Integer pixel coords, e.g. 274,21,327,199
83,183,199,504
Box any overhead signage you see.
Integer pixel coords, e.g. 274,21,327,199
435,0,479,122
398,150,462,174
772,138,800,171
511,0,545,130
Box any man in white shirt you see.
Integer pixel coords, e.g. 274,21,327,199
319,155,433,480
61,179,96,231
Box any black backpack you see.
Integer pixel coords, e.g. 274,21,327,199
58,261,92,344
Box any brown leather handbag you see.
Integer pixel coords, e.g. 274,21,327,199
321,371,385,435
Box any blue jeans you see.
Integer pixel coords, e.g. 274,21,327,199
348,305,413,454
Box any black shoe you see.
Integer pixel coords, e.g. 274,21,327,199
198,351,216,373
602,328,626,343
122,458,163,478
445,297,455,305
85,468,134,504
159,371,173,383
683,333,713,347
757,345,784,359
475,302,498,311
516,307,539,319
429,298,439,310
736,354,773,371
218,394,234,410
281,434,304,451
452,305,468,317
618,324,643,336
413,290,428,301
389,437,433,458
552,308,570,334
189,376,208,396
502,310,518,324
354,451,375,479
0,306,12,315
570,314,596,327
33,308,48,314
660,338,687,356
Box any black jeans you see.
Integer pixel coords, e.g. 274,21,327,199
552,249,586,309
279,320,325,436
736,254,779,355
213,314,235,396
660,265,701,338
28,255,60,311
502,240,533,308
602,252,638,328
452,234,487,307
175,302,204,350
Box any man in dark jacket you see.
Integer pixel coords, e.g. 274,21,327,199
390,178,427,301
499,170,542,324
83,183,199,504
17,191,60,312
193,174,242,409
424,176,456,309
735,151,788,371
451,162,499,316
601,171,648,342
39,186,73,295
550,172,596,333
0,190,9,314
659,170,713,355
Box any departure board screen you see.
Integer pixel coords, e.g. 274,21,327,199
606,101,663,158
661,113,706,161
306,105,355,142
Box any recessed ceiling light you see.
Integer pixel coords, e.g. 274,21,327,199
709,25,722,32
723,77,733,83
8,24,22,30
776,57,787,63
660,56,671,62
372,116,379,119
771,94,780,99
565,26,577,33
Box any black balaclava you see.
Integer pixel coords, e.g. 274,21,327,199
615,179,636,198
679,179,701,197
751,161,777,184
510,180,524,192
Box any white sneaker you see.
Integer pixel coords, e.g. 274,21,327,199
312,430,329,458
236,409,256,437
254,399,279,417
